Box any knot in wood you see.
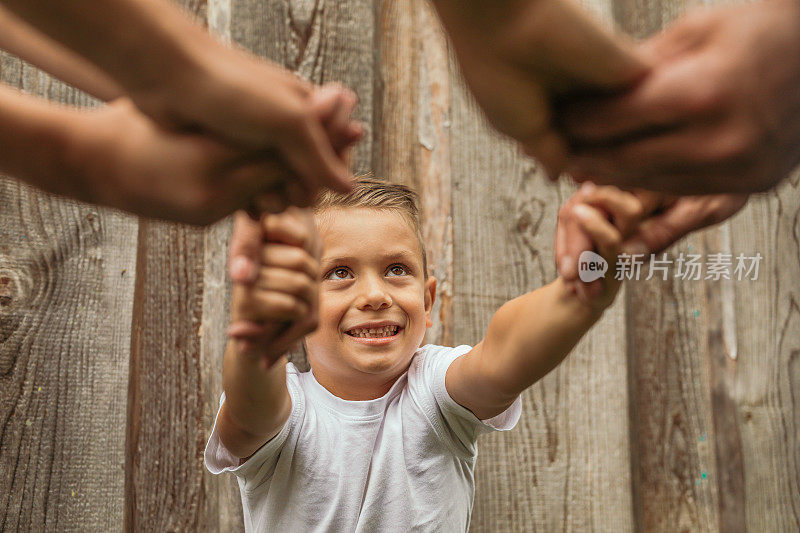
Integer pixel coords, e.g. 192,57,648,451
0,271,20,309
0,267,26,346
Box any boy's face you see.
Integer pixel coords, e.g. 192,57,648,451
306,207,436,391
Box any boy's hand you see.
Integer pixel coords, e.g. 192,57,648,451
556,183,649,308
228,208,321,368
556,185,748,300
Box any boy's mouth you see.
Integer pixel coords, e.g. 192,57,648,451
345,325,401,338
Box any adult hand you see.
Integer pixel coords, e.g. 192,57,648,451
228,85,360,283
1,0,358,197
71,98,283,225
431,0,646,176
562,0,800,194
68,81,360,226
139,48,361,196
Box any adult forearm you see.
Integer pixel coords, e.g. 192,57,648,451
0,0,213,100
0,84,96,200
220,341,290,458
0,6,123,100
430,0,645,91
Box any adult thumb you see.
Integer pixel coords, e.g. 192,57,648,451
621,202,697,255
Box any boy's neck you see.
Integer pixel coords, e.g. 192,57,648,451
310,364,407,401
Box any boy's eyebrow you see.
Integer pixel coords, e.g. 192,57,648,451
320,255,358,267
320,250,420,267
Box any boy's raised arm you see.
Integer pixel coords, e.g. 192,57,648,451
218,211,320,460
218,348,292,461
445,187,642,420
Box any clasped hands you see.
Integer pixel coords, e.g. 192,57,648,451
432,0,799,282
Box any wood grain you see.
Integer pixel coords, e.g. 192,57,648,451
729,178,800,531
610,0,750,530
125,220,210,532
121,1,219,530
378,0,454,346
0,54,136,531
445,23,634,532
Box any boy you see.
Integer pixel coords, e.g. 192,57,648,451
205,178,643,531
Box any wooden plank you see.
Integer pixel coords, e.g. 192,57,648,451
378,0,454,346
0,55,136,530
199,1,246,531
228,0,378,373
124,221,209,531
230,0,378,177
193,3,382,531
623,250,720,532
729,177,800,531
122,1,216,530
444,12,634,531
611,0,733,530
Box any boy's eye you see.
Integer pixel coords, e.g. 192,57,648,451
386,264,409,277
325,267,353,280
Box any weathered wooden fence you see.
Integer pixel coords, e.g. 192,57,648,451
1,0,798,531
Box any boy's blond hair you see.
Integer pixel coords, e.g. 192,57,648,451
315,176,428,276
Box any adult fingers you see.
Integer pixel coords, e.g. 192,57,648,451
561,53,709,146
522,129,570,180
565,121,753,194
621,194,747,254
229,211,263,284
280,111,354,194
311,84,363,155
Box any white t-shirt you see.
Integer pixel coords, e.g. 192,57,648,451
205,344,522,532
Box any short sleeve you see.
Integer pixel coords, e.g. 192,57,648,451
204,370,305,486
413,345,522,457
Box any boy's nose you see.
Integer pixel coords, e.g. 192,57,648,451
356,276,392,310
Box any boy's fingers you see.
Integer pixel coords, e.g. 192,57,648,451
557,192,598,280
237,289,310,322
556,204,592,281
271,316,319,354
262,209,312,250
260,243,319,280
573,203,623,259
227,319,282,340
581,185,645,237
255,268,318,308
229,211,263,284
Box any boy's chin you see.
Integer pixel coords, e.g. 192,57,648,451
346,350,413,376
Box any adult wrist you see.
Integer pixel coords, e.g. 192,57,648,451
58,106,122,210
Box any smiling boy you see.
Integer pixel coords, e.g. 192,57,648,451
205,178,642,532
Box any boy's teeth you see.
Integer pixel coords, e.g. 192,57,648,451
348,325,399,338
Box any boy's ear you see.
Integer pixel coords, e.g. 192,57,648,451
424,276,437,328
